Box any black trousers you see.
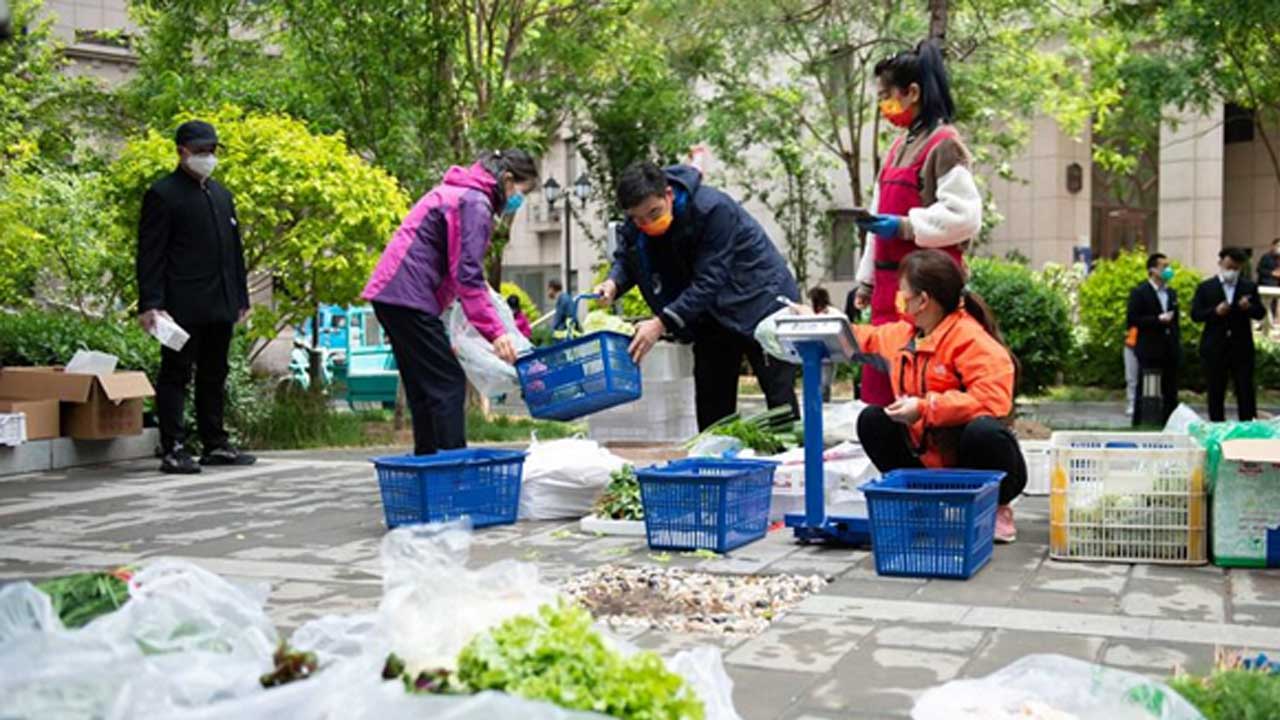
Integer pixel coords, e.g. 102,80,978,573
856,406,1028,506
157,321,233,453
374,302,467,455
1204,346,1256,422
1133,361,1178,427
692,321,798,431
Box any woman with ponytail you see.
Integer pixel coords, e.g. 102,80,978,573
853,39,983,408
363,149,539,455
852,250,1025,542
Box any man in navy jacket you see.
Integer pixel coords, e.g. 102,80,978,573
595,162,799,430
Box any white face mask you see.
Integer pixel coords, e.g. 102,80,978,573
185,153,217,179
1221,269,1239,284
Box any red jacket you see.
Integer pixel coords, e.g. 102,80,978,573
853,310,1014,468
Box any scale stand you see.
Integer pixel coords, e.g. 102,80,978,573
774,315,872,546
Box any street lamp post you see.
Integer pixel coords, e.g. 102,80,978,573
543,172,591,294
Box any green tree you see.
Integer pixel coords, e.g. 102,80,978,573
105,107,408,382
967,256,1073,394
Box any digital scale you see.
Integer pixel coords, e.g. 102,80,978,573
774,314,873,545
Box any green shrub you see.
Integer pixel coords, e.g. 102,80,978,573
1168,666,1280,719
1074,248,1203,389
967,256,1073,394
591,265,652,319
236,385,368,450
0,310,160,375
499,282,541,323
1258,336,1280,391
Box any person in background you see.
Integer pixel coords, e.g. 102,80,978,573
362,149,538,455
548,279,573,331
595,160,800,430
850,39,982,408
853,250,1025,543
808,286,847,402
137,120,255,474
508,295,533,339
1191,248,1267,421
1124,325,1139,418
1126,253,1181,427
1259,237,1280,320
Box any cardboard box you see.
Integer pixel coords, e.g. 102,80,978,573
0,367,154,440
1213,439,1280,568
0,398,59,440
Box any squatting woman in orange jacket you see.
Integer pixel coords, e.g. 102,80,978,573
852,249,1026,542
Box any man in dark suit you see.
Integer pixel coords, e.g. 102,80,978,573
1191,248,1268,421
1126,252,1181,426
137,120,256,474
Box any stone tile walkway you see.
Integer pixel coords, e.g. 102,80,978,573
2,452,1279,719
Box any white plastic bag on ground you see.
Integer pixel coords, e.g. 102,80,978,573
518,437,626,520
669,647,743,720
688,435,743,458
446,288,533,398
1164,402,1203,435
912,653,1205,720
822,401,867,445
0,581,61,643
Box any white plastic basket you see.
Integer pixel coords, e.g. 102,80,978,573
1048,431,1206,565
1020,440,1051,496
0,412,27,447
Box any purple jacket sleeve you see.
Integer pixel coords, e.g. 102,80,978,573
455,197,506,342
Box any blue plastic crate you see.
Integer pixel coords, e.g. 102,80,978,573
371,448,525,529
860,469,1003,579
515,330,641,420
636,458,776,553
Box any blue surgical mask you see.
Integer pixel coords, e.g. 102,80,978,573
1161,267,1175,282
504,193,524,215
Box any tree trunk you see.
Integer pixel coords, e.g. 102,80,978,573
393,378,407,432
308,312,324,396
928,0,948,45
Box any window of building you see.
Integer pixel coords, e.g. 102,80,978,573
827,209,860,281
1225,103,1255,145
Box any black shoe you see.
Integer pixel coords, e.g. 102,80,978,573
160,446,202,474
201,444,257,466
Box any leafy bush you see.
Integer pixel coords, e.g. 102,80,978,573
499,282,540,323
591,265,652,319
0,310,160,375
1074,248,1203,389
1169,664,1280,719
1258,337,1280,392
967,256,1073,394
236,385,370,450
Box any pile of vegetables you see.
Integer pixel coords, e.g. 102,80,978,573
1168,652,1280,719
685,407,796,455
382,603,704,719
36,566,134,628
1066,475,1196,559
594,465,643,521
260,642,319,688
580,311,636,337
458,603,704,719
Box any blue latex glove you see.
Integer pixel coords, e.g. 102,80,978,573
856,213,902,239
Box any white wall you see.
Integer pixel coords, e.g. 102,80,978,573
1158,107,1225,274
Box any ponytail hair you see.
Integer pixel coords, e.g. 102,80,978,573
874,39,955,131
900,249,1021,390
477,149,539,204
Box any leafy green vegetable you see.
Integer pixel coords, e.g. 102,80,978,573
260,641,319,688
457,603,704,720
383,652,460,694
581,310,636,337
685,406,795,454
1169,662,1280,719
594,465,643,521
36,567,133,628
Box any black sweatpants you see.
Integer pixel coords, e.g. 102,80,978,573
374,302,467,455
157,321,233,453
692,320,798,431
856,406,1027,506
1204,347,1257,422
1133,361,1178,427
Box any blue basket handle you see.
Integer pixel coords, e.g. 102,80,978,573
565,293,601,337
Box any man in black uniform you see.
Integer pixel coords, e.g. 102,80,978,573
137,120,256,473
1191,247,1268,421
1126,252,1181,427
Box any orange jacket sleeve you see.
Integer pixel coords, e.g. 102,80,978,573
921,333,1014,428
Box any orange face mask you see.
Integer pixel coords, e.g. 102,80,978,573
637,210,674,237
879,97,915,128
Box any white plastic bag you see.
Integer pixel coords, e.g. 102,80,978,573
912,654,1206,720
688,435,743,459
1163,402,1204,435
519,437,626,520
0,582,62,644
822,400,867,445
446,288,533,398
754,300,800,363
668,647,743,720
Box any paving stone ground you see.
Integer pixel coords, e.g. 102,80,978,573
3,451,1280,719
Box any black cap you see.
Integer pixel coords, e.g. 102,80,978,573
175,120,218,149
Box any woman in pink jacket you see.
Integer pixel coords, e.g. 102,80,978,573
362,150,539,455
